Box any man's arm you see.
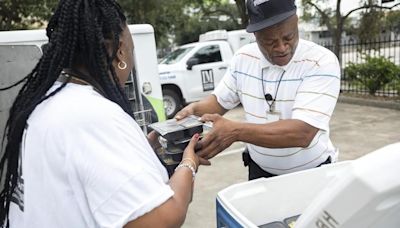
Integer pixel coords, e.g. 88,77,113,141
197,48,340,158
197,114,318,158
237,119,318,148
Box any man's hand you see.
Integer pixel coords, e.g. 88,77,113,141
175,104,195,120
197,114,239,159
175,95,227,121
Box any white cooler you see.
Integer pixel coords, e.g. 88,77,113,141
216,142,400,228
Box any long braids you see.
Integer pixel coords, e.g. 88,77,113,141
0,0,131,226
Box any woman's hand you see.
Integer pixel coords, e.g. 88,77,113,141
147,130,161,150
182,134,211,169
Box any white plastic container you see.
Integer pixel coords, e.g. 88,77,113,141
216,161,352,227
295,142,400,228
216,142,400,228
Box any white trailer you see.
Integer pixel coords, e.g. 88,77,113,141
0,24,166,139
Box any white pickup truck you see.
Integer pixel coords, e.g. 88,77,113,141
159,30,255,118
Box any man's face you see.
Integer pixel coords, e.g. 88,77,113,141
254,15,299,66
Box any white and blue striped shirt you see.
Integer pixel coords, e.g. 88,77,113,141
213,39,340,175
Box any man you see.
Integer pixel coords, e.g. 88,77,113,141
176,0,340,180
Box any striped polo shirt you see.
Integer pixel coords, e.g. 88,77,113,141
213,39,340,175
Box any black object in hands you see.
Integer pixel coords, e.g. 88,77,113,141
149,115,204,177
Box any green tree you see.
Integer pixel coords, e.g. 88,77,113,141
1,0,243,50
120,0,242,49
357,8,385,43
301,0,400,62
0,0,57,30
174,1,242,45
119,0,184,49
385,10,400,34
357,8,400,43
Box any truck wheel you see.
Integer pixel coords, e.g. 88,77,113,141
163,89,182,119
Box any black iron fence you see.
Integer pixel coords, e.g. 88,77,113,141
320,37,400,98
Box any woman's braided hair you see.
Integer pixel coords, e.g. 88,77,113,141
0,0,132,226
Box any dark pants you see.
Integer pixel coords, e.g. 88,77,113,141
242,150,331,180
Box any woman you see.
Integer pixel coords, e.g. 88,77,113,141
0,0,208,227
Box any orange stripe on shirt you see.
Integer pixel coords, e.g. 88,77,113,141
292,107,331,117
237,53,260,60
293,59,320,67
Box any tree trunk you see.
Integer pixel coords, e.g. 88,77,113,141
234,0,248,28
333,26,342,65
334,0,343,65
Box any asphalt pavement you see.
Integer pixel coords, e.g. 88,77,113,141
182,101,400,228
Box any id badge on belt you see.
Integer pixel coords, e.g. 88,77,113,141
266,103,280,123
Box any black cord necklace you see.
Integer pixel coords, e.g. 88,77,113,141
261,68,286,112
61,69,106,96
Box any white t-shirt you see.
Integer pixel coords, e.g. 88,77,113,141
213,39,340,175
9,82,173,228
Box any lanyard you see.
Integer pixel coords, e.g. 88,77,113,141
261,68,286,112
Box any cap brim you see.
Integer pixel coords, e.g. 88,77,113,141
246,10,296,33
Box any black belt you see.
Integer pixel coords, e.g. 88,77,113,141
242,149,331,180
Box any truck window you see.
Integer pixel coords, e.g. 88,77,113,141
193,45,222,64
161,46,194,64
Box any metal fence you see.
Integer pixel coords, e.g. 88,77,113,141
320,37,400,98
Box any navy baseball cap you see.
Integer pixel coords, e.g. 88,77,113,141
246,0,297,33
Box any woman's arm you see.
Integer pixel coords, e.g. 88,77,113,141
124,134,204,228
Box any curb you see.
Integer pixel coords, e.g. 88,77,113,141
338,95,400,111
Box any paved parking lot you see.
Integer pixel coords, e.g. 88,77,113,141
182,101,400,227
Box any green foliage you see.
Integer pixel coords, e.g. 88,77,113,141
119,0,241,49
301,0,335,27
393,68,400,96
385,10,400,34
345,55,400,95
357,9,385,43
393,79,400,96
0,0,57,30
301,0,399,58
356,2,400,40
119,0,184,49
1,0,243,50
174,3,241,46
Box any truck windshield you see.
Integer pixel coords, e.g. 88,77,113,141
160,46,194,64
